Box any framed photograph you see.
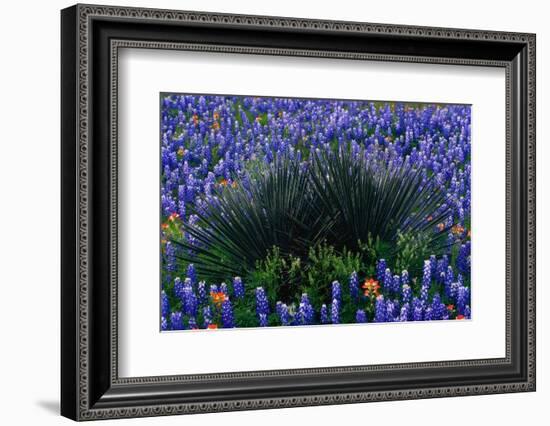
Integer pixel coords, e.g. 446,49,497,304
61,4,536,421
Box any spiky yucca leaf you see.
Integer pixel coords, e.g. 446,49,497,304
173,157,328,282
309,147,451,258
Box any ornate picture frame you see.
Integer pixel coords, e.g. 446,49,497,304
61,3,535,421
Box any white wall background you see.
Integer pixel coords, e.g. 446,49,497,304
0,0,547,424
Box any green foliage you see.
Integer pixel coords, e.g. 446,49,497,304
302,243,362,308
247,243,362,309
249,246,302,306
172,144,451,299
394,230,432,276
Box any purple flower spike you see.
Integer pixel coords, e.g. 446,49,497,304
255,287,270,326
221,298,235,328
356,309,367,323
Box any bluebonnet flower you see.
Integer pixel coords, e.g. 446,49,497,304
182,278,198,317
202,305,213,328
170,311,184,330
320,304,329,324
374,295,386,322
349,271,359,300
424,306,434,321
412,298,424,321
436,255,449,284
444,266,454,297
161,290,170,317
161,316,168,331
173,277,184,302
383,268,393,292
377,259,387,283
197,281,207,303
221,299,235,328
431,294,447,320
356,309,367,323
386,300,397,322
392,274,401,293
298,293,315,325
430,255,437,275
457,242,471,275
188,316,198,329
164,242,176,275
233,276,245,299
464,305,471,319
422,260,432,289
186,263,197,285
399,303,410,321
278,303,291,326
330,281,341,303
456,286,470,315
255,287,269,326
401,284,412,304
220,282,228,295
401,270,409,287
331,299,340,324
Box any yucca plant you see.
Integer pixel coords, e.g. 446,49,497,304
309,146,451,263
173,146,451,285
172,156,328,282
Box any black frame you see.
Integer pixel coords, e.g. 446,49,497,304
61,4,536,421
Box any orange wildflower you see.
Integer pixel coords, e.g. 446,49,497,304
219,178,228,187
456,315,465,320
161,223,169,230
212,121,220,130
213,112,220,120
362,278,380,297
446,304,455,311
451,224,465,235
210,291,227,306
168,212,179,222
207,324,218,329
437,222,445,231
192,114,199,125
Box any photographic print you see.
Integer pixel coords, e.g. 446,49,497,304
160,94,472,331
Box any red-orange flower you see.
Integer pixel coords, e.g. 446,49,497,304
446,304,455,311
192,114,199,125
437,222,445,231
451,224,465,235
207,324,218,330
210,291,227,306
168,212,179,222
161,223,169,230
456,315,465,320
213,112,220,120
362,278,380,297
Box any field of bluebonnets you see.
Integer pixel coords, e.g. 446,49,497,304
160,94,471,331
